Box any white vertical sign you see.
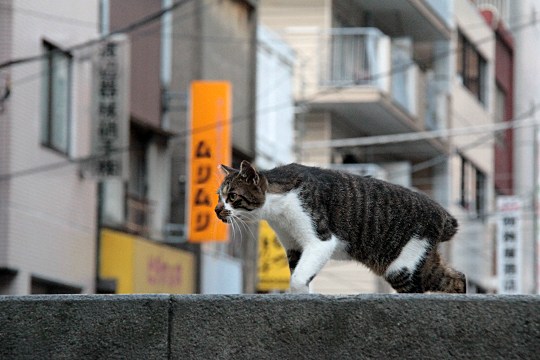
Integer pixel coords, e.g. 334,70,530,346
496,196,523,294
89,35,130,179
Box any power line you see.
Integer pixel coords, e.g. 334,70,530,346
301,104,540,149
5,0,212,91
5,6,538,97
1,84,534,182
0,3,98,29
0,91,520,183
292,15,540,105
0,0,196,71
1,5,537,181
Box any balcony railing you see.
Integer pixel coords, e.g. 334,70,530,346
320,28,390,90
125,193,154,237
318,27,446,128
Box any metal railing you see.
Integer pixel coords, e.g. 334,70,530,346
317,27,447,126
319,28,389,89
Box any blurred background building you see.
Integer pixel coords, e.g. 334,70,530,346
1,0,539,295
260,0,539,294
0,0,100,294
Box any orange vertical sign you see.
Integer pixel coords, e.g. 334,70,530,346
188,81,231,243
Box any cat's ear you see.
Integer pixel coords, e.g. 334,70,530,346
239,160,260,185
219,164,238,176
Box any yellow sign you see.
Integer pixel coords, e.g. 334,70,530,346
100,229,195,294
188,81,231,243
257,221,290,291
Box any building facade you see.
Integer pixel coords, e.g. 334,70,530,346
96,0,197,294
0,0,260,295
260,0,500,293
473,0,540,294
0,0,100,294
168,0,259,293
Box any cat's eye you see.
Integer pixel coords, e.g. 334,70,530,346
228,193,238,201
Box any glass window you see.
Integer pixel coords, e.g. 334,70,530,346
41,41,72,155
459,154,486,220
456,31,487,105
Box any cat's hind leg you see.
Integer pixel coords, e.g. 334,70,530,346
383,237,431,293
420,249,466,294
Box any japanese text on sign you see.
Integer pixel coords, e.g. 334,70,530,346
496,196,522,294
187,81,231,243
90,35,129,179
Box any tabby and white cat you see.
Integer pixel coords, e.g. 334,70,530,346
215,161,466,294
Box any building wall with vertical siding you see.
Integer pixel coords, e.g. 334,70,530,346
0,0,100,294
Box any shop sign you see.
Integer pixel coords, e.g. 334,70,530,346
187,81,231,242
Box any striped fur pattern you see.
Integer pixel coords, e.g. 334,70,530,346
215,161,466,294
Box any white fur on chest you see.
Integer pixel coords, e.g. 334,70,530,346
261,191,351,260
261,191,315,249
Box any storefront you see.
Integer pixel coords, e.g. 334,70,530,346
100,229,195,294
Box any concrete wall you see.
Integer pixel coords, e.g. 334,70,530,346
0,294,538,359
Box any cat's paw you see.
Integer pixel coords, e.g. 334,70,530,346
289,276,310,294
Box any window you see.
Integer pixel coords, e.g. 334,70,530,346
457,31,487,104
494,84,507,145
41,41,72,155
126,128,152,236
459,154,487,220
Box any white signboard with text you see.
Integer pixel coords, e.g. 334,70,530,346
496,196,523,294
89,35,130,179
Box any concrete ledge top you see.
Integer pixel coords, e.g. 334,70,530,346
1,292,537,301
1,294,539,359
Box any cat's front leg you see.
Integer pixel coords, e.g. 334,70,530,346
289,239,335,294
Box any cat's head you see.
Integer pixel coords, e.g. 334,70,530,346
215,160,267,223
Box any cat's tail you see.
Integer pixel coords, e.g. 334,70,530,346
439,215,458,242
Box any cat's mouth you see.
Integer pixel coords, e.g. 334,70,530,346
216,210,231,223
219,217,230,224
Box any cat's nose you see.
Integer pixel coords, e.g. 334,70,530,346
214,203,230,223
215,203,225,218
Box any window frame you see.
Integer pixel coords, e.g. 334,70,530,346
41,40,73,156
459,154,487,220
457,30,487,105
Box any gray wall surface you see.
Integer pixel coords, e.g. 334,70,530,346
0,294,539,359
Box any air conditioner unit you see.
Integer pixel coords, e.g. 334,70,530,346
329,163,388,181
162,223,187,244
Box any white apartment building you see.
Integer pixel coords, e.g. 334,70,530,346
0,0,100,294
473,0,540,293
509,0,540,295
260,0,499,293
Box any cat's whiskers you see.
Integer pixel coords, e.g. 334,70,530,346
228,213,245,247
234,213,257,241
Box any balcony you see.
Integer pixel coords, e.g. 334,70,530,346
350,0,452,40
309,28,448,161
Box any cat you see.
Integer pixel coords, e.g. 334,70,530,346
215,160,466,294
